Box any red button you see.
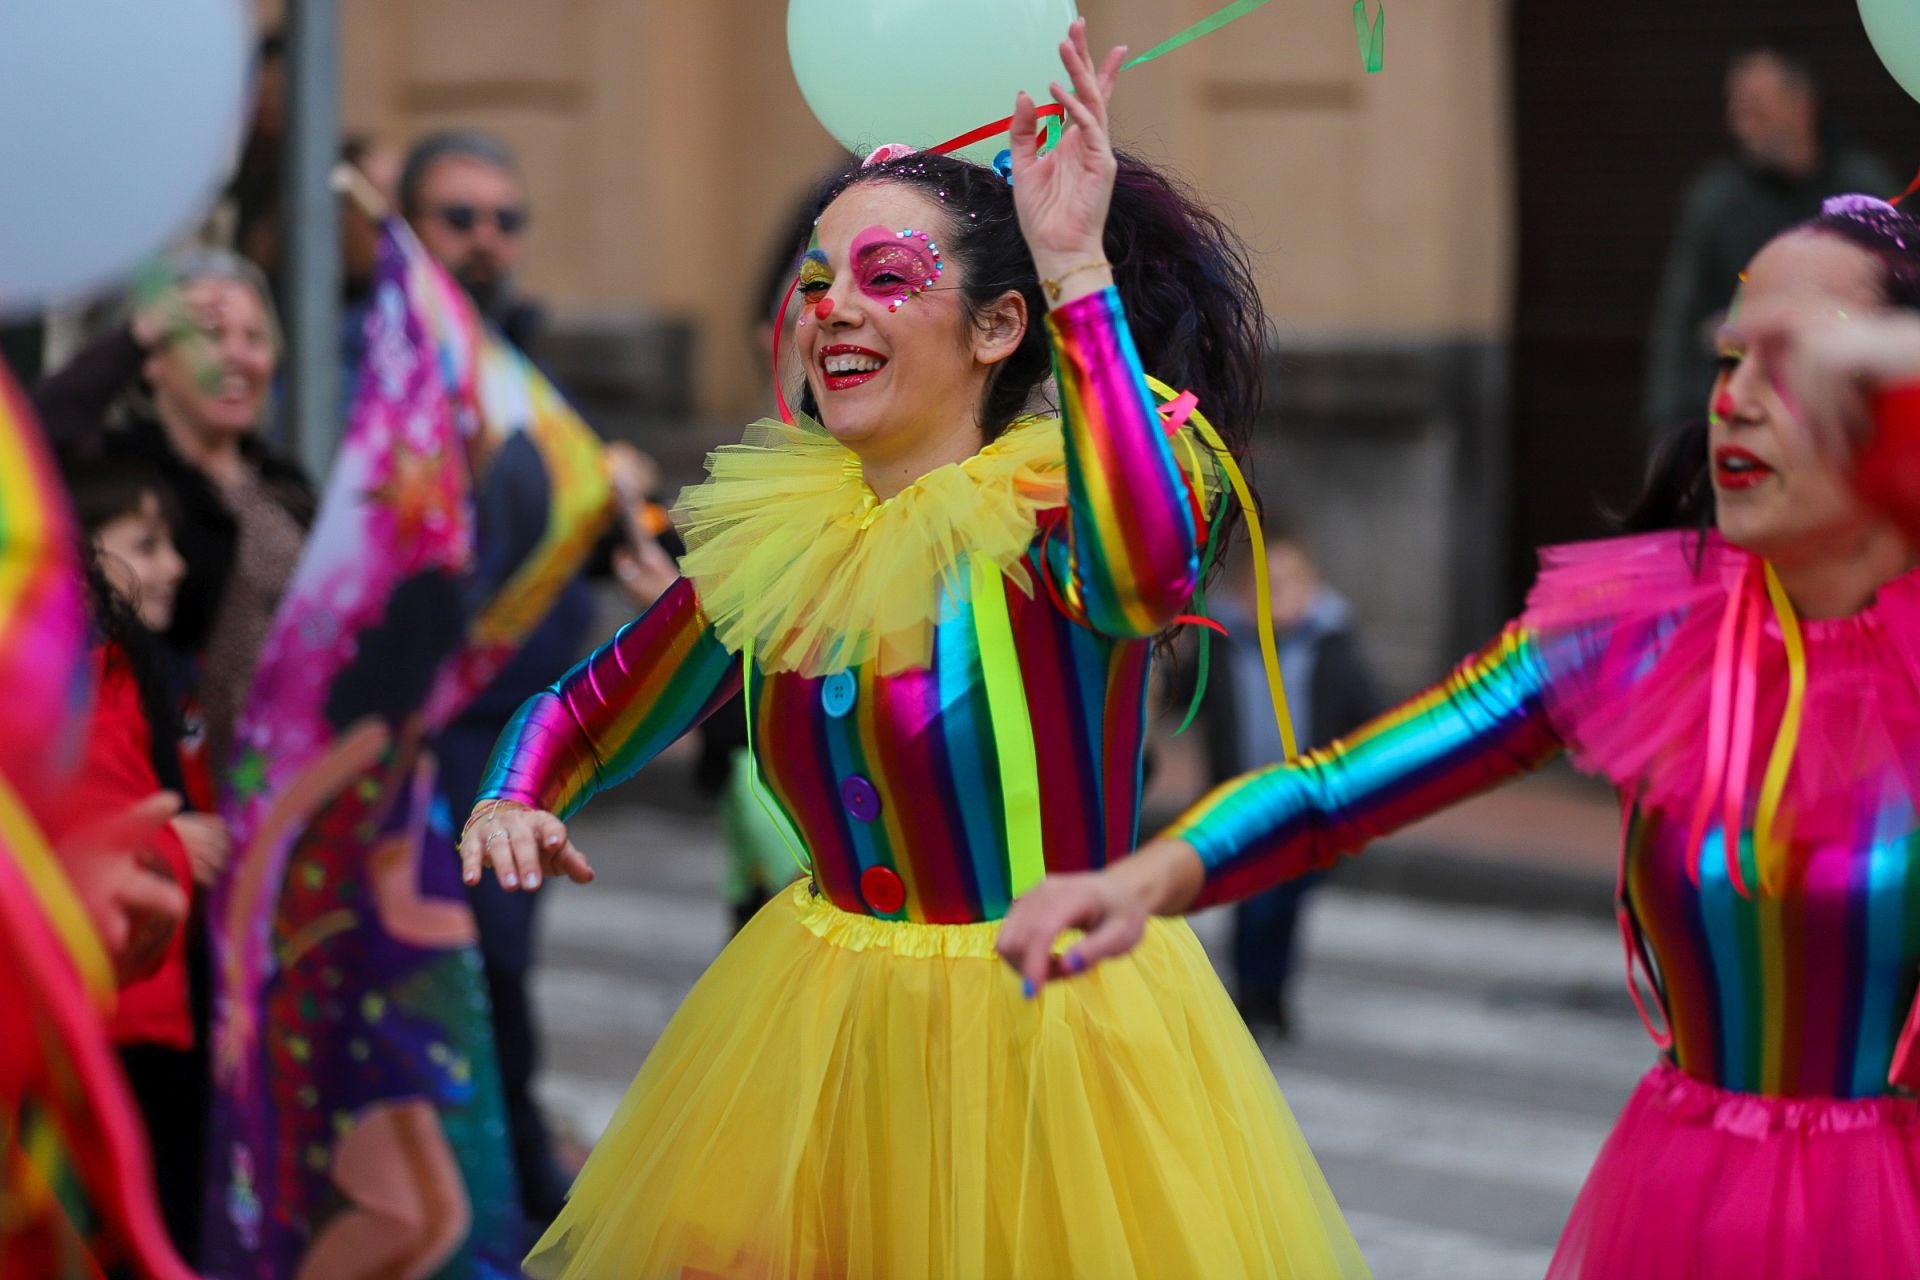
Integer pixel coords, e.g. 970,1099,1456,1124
860,866,905,915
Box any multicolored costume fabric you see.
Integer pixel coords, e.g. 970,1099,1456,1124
1167,529,1920,1278
204,221,611,1279
476,287,1368,1277
0,364,191,1280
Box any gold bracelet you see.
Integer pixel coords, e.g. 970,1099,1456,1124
1041,259,1112,303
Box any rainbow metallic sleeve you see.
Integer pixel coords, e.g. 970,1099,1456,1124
475,577,742,821
1045,287,1198,637
1167,623,1565,909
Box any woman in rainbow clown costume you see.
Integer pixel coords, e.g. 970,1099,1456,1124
459,21,1369,1279
1003,193,1920,1279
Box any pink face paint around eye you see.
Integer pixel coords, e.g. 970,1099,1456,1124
848,224,943,312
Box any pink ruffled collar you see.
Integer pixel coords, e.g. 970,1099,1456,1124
1524,531,1920,850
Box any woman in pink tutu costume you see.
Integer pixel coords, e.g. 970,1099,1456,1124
1001,193,1920,1279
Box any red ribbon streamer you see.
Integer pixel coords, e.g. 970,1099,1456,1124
1892,165,1920,208
929,103,1065,156
772,273,802,425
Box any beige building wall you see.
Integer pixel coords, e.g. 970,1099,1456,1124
319,0,1511,419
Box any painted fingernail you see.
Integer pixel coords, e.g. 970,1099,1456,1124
527,873,542,889
1065,950,1086,974
503,873,518,888
1022,978,1037,999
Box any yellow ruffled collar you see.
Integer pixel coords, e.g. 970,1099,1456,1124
672,416,1070,676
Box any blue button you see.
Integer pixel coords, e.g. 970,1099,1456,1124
841,776,881,823
821,671,857,718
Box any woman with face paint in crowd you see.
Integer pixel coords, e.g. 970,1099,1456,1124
458,20,1369,1280
1001,193,1920,1280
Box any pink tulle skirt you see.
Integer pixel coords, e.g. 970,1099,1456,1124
1549,1064,1920,1279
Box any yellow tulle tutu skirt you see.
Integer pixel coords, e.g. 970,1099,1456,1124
526,883,1370,1279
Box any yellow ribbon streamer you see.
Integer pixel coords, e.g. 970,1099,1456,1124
1754,563,1806,893
971,559,1047,899
1145,376,1299,759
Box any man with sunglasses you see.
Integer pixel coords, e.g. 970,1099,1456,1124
399,130,540,350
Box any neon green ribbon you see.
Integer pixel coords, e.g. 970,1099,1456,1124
1353,1,1386,73
970,558,1047,899
740,639,813,875
1122,0,1274,70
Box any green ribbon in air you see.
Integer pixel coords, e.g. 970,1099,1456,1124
1353,1,1386,73
1121,0,1384,77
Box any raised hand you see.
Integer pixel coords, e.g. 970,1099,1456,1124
1008,18,1126,303
460,799,595,891
1744,305,1920,462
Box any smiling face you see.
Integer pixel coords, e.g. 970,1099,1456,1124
795,182,1023,458
1710,231,1887,559
93,493,187,633
144,278,277,444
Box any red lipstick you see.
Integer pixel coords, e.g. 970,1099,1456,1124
1713,445,1773,491
819,343,888,392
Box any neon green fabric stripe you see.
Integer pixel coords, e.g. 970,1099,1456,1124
969,559,1046,898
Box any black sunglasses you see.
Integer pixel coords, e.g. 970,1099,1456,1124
431,203,529,235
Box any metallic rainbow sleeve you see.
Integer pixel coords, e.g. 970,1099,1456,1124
476,576,741,821
1045,287,1198,637
1167,622,1565,909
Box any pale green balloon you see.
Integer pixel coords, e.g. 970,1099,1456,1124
787,0,1080,164
1861,0,1920,103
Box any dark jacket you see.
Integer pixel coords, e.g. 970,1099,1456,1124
34,324,315,655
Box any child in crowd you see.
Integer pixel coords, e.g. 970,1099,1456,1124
64,452,228,1264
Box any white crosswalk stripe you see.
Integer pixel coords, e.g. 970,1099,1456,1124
532,801,1651,1279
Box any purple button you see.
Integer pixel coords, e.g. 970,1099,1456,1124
841,775,881,823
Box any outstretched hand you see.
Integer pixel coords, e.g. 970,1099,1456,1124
995,837,1206,994
995,870,1150,995
1009,18,1126,292
460,800,595,891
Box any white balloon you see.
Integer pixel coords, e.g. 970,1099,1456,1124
0,0,250,314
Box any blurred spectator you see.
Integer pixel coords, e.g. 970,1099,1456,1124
63,453,226,1264
33,249,314,774
401,126,583,1232
1196,527,1380,1041
1644,44,1896,439
399,131,541,352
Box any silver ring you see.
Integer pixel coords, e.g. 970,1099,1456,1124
483,829,509,846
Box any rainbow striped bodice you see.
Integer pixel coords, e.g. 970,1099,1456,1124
1628,810,1920,1098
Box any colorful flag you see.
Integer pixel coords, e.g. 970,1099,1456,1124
0,363,192,1280
203,221,612,1278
